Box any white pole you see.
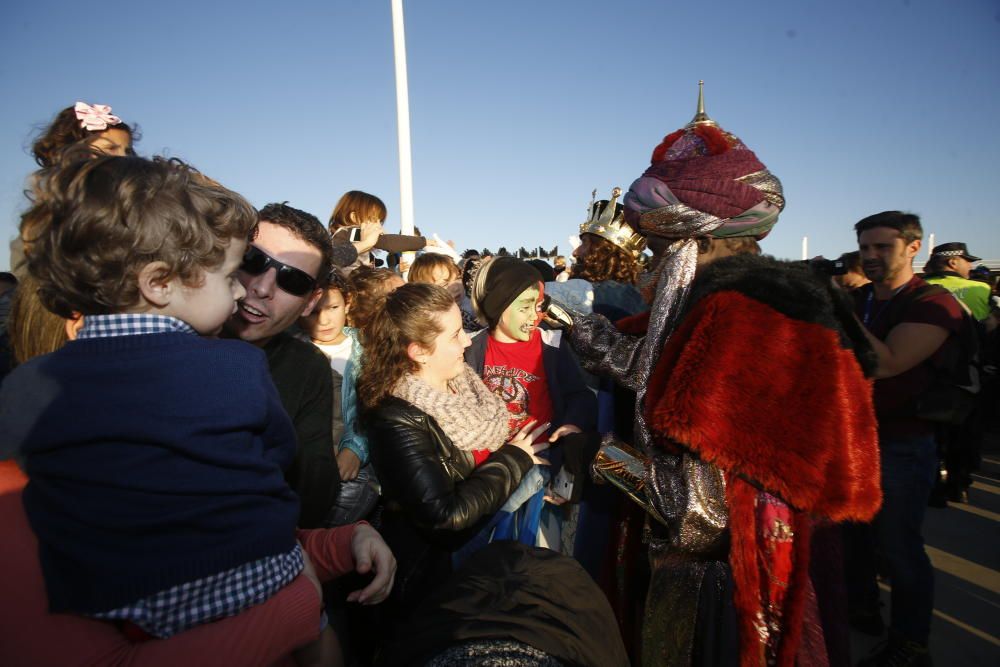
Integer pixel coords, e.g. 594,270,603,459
802,236,808,260
391,0,415,237
926,232,935,259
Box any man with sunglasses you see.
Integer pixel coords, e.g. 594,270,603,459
226,202,342,529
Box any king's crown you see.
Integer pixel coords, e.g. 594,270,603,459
579,187,647,260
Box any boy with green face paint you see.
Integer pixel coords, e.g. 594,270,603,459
464,257,597,551
495,285,542,343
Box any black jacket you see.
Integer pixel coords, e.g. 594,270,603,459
367,396,534,617
263,332,338,529
377,542,630,667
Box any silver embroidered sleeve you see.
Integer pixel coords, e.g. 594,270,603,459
648,450,729,556
566,312,647,393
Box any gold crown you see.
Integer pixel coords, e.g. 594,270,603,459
579,187,647,260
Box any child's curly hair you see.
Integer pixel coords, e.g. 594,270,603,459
345,266,401,329
22,155,257,319
571,234,641,285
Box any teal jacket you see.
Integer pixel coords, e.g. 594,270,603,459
338,327,369,464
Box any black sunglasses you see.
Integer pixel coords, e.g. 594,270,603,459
240,245,318,297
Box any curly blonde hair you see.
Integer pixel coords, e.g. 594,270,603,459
571,234,640,285
21,155,257,319
356,283,456,412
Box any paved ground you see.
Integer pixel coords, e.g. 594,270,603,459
850,432,1000,665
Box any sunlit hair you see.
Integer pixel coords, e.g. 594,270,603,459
31,105,136,168
854,211,923,245
258,202,333,289
356,283,456,412
7,275,70,365
346,266,401,329
571,233,641,285
408,253,460,285
21,155,257,319
327,267,352,299
329,190,387,232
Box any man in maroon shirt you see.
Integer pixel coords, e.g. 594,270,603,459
851,211,964,667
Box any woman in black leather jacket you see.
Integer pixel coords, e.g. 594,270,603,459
357,283,549,621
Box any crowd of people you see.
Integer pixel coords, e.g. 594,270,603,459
0,94,996,667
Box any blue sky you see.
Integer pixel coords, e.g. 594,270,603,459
2,0,998,271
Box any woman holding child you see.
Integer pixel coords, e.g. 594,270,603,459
357,283,550,621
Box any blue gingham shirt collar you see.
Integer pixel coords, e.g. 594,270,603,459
76,314,198,340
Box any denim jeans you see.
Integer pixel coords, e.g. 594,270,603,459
877,433,938,645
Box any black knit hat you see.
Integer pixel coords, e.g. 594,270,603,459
471,256,544,330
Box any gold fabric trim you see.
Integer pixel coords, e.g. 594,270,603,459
737,170,786,211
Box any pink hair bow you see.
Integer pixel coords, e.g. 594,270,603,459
74,101,122,131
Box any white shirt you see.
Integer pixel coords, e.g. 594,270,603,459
313,337,354,376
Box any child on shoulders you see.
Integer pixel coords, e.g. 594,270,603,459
0,155,336,665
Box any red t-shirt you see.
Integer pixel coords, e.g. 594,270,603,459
853,275,965,437
482,329,554,453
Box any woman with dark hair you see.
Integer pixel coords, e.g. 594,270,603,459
32,102,135,167
13,102,137,277
357,283,549,621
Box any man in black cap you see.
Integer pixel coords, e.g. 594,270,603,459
924,241,995,327
922,241,995,510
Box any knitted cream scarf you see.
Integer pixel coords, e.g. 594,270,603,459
392,364,510,453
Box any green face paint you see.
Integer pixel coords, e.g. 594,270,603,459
497,286,540,342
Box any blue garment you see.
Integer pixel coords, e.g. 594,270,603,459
1,330,300,615
877,434,938,644
338,327,369,465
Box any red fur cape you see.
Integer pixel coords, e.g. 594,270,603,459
645,290,880,666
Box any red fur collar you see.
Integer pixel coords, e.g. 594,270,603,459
646,290,880,522
645,290,880,663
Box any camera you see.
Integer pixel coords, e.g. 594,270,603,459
802,256,848,276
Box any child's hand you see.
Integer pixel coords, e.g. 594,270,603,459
507,420,551,464
336,449,361,481
548,424,582,442
354,220,383,253
346,524,397,605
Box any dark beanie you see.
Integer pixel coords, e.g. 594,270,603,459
471,257,544,330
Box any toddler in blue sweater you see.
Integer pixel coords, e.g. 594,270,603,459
1,155,334,661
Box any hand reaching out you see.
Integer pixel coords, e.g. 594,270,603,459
353,220,383,254
548,424,582,442
346,524,396,605
507,419,551,464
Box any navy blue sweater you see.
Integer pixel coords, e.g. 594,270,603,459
0,333,300,613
